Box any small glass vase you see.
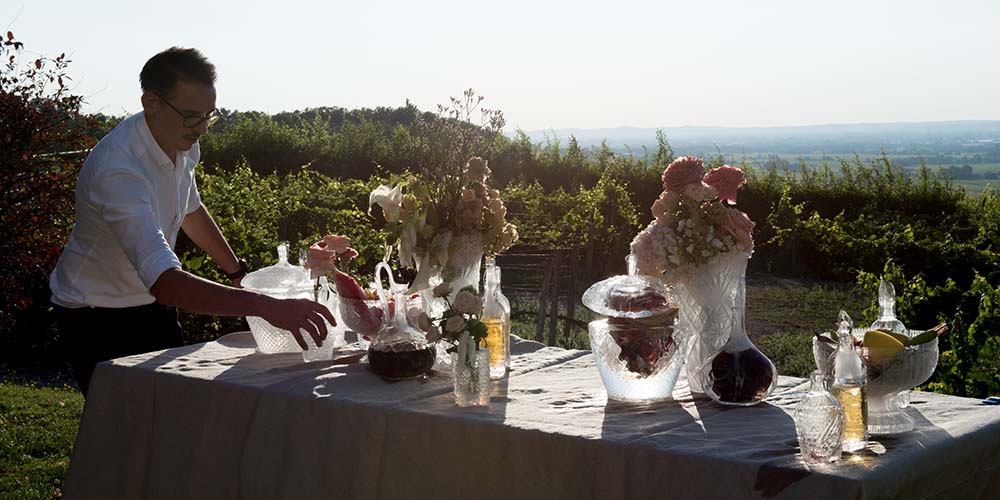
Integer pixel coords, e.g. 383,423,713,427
452,333,491,407
699,275,777,406
794,371,845,464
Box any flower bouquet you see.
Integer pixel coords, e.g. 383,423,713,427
630,156,757,394
369,157,518,296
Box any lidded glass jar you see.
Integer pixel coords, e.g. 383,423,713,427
241,242,344,360
582,255,686,403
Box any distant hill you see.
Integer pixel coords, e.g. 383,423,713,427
521,121,1000,156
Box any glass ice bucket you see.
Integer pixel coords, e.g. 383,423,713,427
583,271,687,403
241,243,345,360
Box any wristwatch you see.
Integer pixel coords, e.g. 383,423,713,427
225,259,249,280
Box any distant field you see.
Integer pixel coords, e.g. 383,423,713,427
954,179,996,194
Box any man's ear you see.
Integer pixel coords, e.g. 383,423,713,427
140,92,157,112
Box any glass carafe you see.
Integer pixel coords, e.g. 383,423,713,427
831,311,868,452
699,276,777,406
794,370,845,464
367,263,436,381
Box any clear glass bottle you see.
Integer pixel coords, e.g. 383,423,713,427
794,370,845,464
482,258,511,379
831,311,868,452
868,277,912,408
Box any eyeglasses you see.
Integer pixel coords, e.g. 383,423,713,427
152,91,220,128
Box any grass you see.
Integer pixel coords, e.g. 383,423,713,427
0,382,83,500
0,274,870,496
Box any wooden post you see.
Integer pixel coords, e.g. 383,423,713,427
547,252,561,346
563,248,577,339
585,221,595,279
535,260,550,342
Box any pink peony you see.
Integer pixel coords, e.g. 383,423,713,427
662,156,705,193
703,165,746,204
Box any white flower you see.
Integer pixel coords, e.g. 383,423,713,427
368,184,403,222
446,315,467,333
466,157,491,182
453,290,483,315
684,182,709,202
488,197,506,221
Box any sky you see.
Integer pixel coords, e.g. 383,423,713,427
4,0,1000,131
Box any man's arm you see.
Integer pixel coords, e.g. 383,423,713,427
150,268,335,350
181,205,242,283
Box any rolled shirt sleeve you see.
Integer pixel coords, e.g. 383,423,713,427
91,167,182,290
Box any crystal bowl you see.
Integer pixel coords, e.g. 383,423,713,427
813,329,938,434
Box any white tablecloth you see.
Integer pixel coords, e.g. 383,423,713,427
64,332,1000,500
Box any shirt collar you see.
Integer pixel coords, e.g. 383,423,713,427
135,111,186,170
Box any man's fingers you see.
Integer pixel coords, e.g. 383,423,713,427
290,329,308,350
311,311,328,342
303,316,323,348
318,304,336,328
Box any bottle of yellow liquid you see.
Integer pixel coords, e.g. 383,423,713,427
482,258,510,379
832,311,868,452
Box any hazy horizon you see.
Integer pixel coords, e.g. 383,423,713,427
5,0,1000,131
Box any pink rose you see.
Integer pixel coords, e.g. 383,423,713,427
703,165,746,205
721,208,755,250
323,234,353,256
304,235,358,278
662,156,705,193
305,241,336,279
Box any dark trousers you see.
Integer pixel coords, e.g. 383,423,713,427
54,302,183,397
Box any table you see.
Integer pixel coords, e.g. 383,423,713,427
64,332,1000,500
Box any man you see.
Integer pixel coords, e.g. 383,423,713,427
49,47,333,397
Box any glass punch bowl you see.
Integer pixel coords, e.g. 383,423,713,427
813,328,938,434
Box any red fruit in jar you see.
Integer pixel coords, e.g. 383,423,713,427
609,286,669,312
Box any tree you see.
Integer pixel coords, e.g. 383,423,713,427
0,32,97,337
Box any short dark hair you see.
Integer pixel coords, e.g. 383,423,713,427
139,47,216,97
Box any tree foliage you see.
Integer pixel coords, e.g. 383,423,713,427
0,32,97,339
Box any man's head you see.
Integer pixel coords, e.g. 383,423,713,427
139,47,218,157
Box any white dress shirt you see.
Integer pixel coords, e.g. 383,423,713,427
50,112,202,308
